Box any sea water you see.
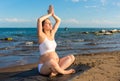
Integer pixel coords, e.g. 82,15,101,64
0,27,120,68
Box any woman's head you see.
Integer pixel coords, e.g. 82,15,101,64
42,18,52,31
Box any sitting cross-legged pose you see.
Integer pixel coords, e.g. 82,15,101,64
37,5,75,77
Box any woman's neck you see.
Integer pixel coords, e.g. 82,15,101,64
44,30,51,37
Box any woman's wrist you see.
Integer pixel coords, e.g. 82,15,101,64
48,13,52,16
52,14,55,17
52,13,57,18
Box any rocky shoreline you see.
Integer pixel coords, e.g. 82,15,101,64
81,29,120,35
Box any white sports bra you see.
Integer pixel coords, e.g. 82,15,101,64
39,37,57,55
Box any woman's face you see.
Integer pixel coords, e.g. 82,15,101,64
43,19,52,31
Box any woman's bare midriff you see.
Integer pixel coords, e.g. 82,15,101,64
39,51,59,63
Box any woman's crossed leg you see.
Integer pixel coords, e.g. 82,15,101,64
39,54,75,77
50,54,75,77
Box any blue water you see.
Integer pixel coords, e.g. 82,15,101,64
0,27,120,68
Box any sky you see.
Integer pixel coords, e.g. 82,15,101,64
0,0,120,28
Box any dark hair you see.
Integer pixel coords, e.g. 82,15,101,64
42,18,50,32
42,20,46,27
42,20,46,32
42,18,50,26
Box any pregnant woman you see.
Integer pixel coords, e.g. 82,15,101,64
37,5,75,77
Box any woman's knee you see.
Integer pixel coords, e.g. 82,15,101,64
49,59,57,67
68,54,75,62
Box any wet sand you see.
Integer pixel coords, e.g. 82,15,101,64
0,51,120,81
73,51,120,81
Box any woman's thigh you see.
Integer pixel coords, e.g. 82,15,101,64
59,54,75,70
40,59,59,75
40,62,52,75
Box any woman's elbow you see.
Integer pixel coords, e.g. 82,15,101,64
58,18,61,22
37,18,42,22
56,18,61,23
37,17,44,23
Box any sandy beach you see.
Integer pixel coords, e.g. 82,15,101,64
73,51,120,81
0,51,120,81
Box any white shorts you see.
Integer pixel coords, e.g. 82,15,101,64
38,64,43,73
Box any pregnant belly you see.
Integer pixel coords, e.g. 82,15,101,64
39,51,59,63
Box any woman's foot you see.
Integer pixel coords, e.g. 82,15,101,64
50,72,57,77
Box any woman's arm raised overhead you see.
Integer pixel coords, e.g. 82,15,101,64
48,5,61,34
37,13,52,37
52,14,61,34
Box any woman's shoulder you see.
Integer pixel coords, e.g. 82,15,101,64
38,35,46,44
